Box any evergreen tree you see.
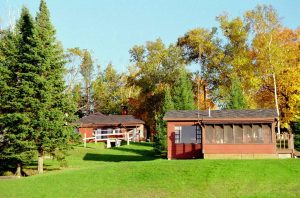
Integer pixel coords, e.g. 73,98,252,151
162,87,174,114
227,77,247,109
154,87,174,154
173,69,195,110
0,7,36,176
28,0,77,174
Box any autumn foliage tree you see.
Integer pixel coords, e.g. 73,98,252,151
177,28,223,109
128,39,186,136
245,5,300,131
93,63,134,114
67,48,94,116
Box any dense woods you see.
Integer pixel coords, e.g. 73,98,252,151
0,1,299,172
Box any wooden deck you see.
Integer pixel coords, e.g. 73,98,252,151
276,149,300,158
294,150,300,157
277,149,293,154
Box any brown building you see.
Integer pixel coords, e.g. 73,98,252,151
76,113,146,142
163,109,284,159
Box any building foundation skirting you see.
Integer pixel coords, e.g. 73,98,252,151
204,153,279,159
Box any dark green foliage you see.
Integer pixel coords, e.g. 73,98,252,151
154,114,167,154
0,1,77,174
0,8,36,175
293,120,300,151
154,70,195,154
162,87,174,114
226,77,247,109
154,87,174,154
173,69,195,110
29,0,77,171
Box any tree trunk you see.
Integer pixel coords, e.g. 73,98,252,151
268,35,280,134
15,163,21,177
203,84,207,109
38,150,44,174
273,73,281,134
86,84,90,114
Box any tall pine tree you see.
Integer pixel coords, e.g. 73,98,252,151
27,0,77,174
0,7,36,176
154,87,175,154
226,77,247,109
173,69,195,110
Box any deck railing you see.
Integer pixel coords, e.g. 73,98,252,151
82,128,140,147
276,132,294,150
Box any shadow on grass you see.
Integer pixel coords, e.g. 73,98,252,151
128,141,153,147
83,142,159,162
83,153,155,162
111,147,156,158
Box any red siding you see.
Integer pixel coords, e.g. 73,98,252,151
167,121,202,159
204,144,276,154
79,128,93,140
167,121,277,159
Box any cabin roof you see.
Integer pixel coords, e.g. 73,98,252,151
76,112,145,127
163,109,278,122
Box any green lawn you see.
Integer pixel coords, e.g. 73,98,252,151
1,142,300,198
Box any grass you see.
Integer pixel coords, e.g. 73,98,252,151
1,142,300,198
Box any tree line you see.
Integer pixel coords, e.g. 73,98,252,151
67,5,300,153
1,2,299,173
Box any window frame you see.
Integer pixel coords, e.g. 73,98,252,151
174,125,202,144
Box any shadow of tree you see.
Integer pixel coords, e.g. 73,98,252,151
111,147,156,158
83,142,159,162
83,153,155,162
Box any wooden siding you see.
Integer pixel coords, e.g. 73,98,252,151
204,144,276,154
79,128,93,140
167,121,202,159
167,119,278,159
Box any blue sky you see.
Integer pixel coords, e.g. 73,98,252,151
0,0,299,72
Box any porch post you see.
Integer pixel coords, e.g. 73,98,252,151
127,132,129,145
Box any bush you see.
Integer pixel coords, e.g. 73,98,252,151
2,171,14,176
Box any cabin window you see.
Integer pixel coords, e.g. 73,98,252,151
174,126,181,143
174,125,201,144
205,124,272,144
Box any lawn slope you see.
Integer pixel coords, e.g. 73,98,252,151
1,143,300,198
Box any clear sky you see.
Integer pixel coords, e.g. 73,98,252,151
0,0,299,72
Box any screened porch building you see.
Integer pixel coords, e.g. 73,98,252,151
163,109,283,159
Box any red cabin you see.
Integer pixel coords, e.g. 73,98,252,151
76,112,146,142
163,109,291,159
